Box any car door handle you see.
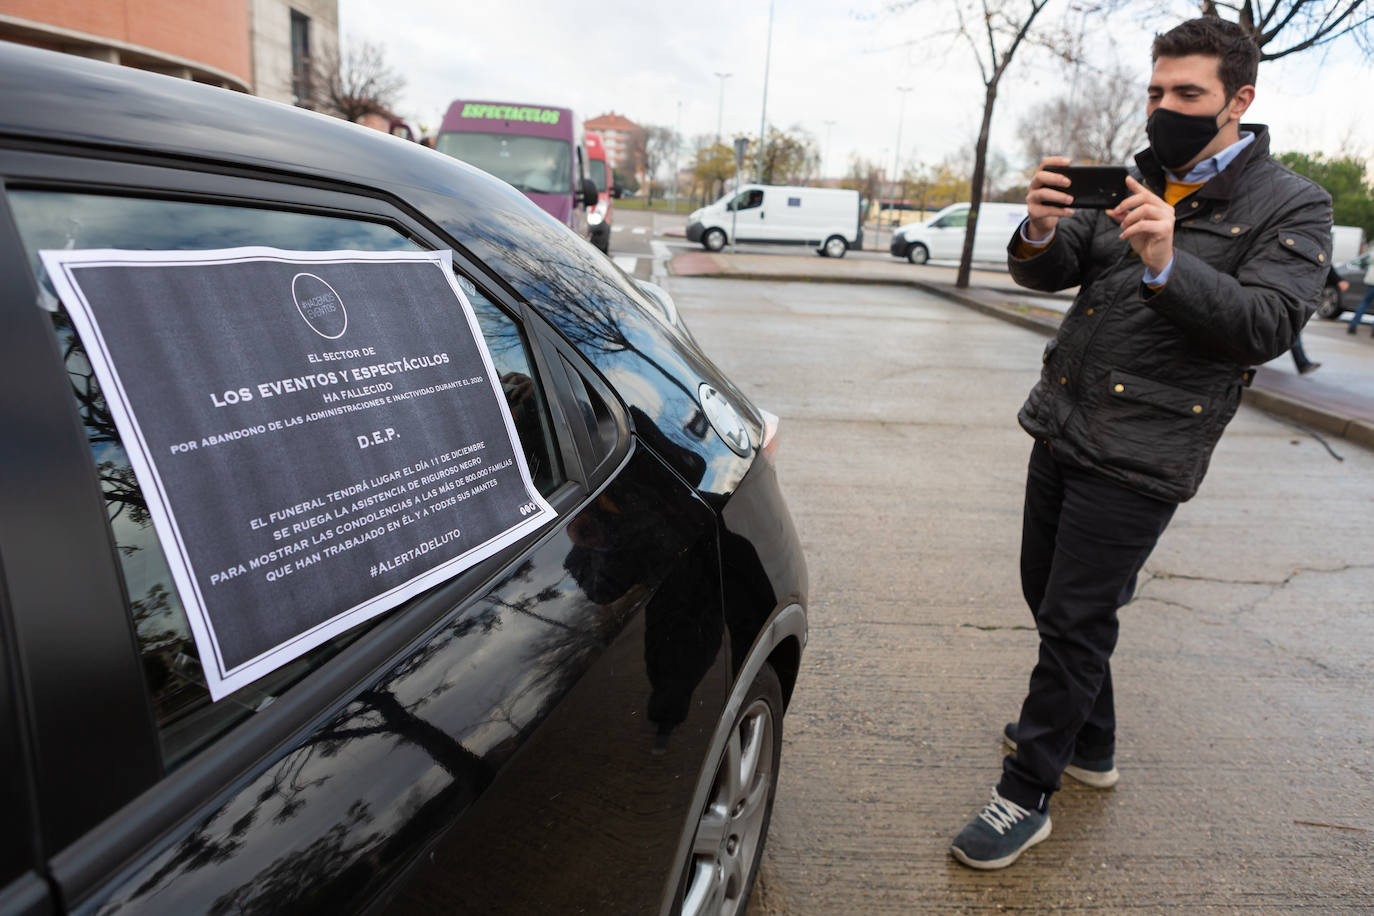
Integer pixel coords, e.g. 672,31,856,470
759,211,765,219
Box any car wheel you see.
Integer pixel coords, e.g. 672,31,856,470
821,235,848,258
907,243,929,265
680,664,783,916
703,228,727,252
1317,284,1343,319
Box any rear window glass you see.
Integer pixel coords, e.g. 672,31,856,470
11,190,563,768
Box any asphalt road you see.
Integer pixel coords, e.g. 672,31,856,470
667,276,1374,913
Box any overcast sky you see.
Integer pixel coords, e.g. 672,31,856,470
338,0,1370,181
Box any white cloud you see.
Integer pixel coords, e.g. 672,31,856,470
340,0,1373,180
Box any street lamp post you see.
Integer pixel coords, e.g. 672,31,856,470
822,119,836,180
713,72,731,144
883,87,912,253
757,0,774,183
671,99,682,207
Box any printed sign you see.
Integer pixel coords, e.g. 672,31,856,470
40,248,556,699
459,103,562,124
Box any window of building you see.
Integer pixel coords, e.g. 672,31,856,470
290,10,312,108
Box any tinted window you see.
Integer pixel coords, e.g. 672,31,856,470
933,210,968,228
11,190,563,768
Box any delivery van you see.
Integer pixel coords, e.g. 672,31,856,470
435,100,598,241
585,131,613,253
890,201,1028,264
686,185,863,257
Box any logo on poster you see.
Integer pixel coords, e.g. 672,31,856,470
292,273,348,339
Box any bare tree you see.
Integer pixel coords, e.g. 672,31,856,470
316,41,406,123
1193,0,1374,60
641,125,680,202
933,0,1057,288
1019,64,1146,166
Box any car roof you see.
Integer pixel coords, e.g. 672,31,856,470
0,42,540,220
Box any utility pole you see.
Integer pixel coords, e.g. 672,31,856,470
757,0,774,184
713,71,731,144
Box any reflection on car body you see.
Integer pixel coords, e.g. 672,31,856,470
0,44,806,916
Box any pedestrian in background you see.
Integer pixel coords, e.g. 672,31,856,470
1347,255,1374,335
950,17,1332,870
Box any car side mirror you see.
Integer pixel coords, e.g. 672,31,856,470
581,178,598,207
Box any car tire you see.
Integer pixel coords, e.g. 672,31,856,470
821,235,848,258
703,228,727,252
907,243,929,265
679,663,784,916
1317,284,1343,319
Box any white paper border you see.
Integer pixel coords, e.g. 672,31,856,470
39,247,556,699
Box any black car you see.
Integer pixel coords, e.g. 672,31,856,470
0,44,807,915
1317,252,1370,319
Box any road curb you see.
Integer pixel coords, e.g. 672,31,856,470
669,258,1371,451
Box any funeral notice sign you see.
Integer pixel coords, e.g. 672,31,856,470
40,248,556,699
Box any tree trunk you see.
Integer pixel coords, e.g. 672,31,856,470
957,81,998,289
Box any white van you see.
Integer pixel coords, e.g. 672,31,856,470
890,201,1028,264
1332,224,1366,265
687,185,863,257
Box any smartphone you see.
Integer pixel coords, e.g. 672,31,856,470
1043,165,1130,209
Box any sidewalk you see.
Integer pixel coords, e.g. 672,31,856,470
670,250,1374,450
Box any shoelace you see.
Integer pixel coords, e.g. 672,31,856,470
977,790,1031,836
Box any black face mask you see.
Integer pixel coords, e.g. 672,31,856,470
1146,101,1229,171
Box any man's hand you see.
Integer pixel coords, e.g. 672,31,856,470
1339,280,1350,292
1109,176,1174,275
1025,156,1073,242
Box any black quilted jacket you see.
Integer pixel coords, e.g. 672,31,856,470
1009,125,1332,502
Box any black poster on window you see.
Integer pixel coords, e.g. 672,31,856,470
40,248,556,699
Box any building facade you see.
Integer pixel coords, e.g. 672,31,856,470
250,0,337,108
0,0,338,107
0,0,253,90
585,111,644,180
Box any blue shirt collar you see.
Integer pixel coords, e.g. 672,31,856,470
1170,131,1255,183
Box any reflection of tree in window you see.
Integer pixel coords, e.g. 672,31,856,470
455,275,562,495
9,191,425,769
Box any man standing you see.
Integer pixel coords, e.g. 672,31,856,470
951,17,1332,870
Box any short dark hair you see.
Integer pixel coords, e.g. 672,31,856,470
1152,17,1260,98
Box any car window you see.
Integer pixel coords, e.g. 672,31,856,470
933,210,968,228
729,190,764,211
9,190,564,770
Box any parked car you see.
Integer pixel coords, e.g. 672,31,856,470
889,201,1028,265
1317,251,1370,319
686,185,863,257
0,43,807,916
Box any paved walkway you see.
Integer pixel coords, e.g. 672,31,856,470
670,250,1374,450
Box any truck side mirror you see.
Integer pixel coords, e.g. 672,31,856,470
581,178,599,207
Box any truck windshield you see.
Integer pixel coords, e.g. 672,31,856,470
436,132,571,195
590,161,608,193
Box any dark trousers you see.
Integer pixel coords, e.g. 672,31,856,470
998,441,1177,811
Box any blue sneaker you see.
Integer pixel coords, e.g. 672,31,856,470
950,788,1052,869
1003,722,1119,788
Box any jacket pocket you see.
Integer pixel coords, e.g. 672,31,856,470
1087,369,1214,481
1107,369,1210,418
